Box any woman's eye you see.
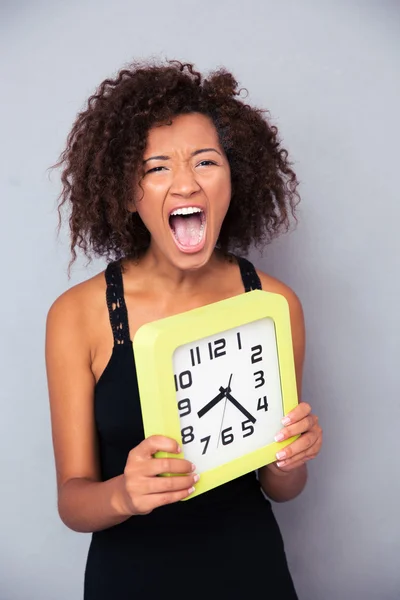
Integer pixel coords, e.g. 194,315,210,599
197,160,217,167
146,166,166,174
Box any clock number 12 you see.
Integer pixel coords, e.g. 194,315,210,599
189,339,227,365
208,338,226,360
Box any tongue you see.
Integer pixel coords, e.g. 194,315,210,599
171,214,202,247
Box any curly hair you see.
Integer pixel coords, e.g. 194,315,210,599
53,59,300,266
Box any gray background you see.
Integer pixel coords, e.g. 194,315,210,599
1,1,399,598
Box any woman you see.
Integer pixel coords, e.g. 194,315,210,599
46,60,323,599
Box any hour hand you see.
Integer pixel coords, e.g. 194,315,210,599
225,391,256,424
197,386,229,418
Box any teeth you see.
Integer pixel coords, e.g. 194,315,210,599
170,206,203,216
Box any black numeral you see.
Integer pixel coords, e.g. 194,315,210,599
251,345,262,364
178,398,191,417
241,420,254,438
257,395,268,411
208,338,227,360
237,332,242,350
221,427,234,445
254,370,265,389
190,346,201,367
200,435,211,455
181,426,195,444
174,370,193,391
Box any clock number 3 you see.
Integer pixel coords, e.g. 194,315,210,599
254,370,265,388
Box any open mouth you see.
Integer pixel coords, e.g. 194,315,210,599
168,206,206,252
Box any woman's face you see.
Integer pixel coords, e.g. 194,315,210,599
133,112,231,271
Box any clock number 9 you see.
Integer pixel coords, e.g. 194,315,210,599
178,398,191,417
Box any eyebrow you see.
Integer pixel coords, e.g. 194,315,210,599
143,148,222,164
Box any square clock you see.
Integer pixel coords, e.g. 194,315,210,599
133,290,299,499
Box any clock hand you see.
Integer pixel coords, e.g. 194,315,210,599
216,373,233,446
197,373,234,419
224,391,257,424
197,386,229,418
217,395,229,448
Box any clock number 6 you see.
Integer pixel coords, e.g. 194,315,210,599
221,427,234,445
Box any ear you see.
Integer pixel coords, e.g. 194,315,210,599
127,198,137,213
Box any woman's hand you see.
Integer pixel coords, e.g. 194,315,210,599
118,436,198,516
270,402,322,473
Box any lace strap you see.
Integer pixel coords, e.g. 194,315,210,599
105,261,131,345
237,256,262,292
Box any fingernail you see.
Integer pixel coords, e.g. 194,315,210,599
177,446,181,453
194,474,200,483
191,463,196,472
274,432,285,442
277,461,286,467
276,450,286,460
282,416,291,426
188,486,195,494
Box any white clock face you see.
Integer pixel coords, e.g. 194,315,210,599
172,318,284,473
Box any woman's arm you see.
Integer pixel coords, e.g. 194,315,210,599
45,287,133,532
46,285,197,533
256,273,308,502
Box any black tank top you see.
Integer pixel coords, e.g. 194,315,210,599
84,256,298,600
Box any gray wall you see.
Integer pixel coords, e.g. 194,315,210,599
1,1,399,598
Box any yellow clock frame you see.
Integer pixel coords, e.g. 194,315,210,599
133,289,299,499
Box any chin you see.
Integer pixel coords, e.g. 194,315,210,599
169,242,215,272
172,252,212,272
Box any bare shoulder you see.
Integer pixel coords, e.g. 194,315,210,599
46,270,107,339
256,269,304,323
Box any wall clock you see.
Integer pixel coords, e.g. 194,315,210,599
133,290,299,499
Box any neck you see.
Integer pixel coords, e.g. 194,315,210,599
126,244,226,295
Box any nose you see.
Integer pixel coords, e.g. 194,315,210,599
170,165,201,198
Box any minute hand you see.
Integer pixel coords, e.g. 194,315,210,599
225,391,256,424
